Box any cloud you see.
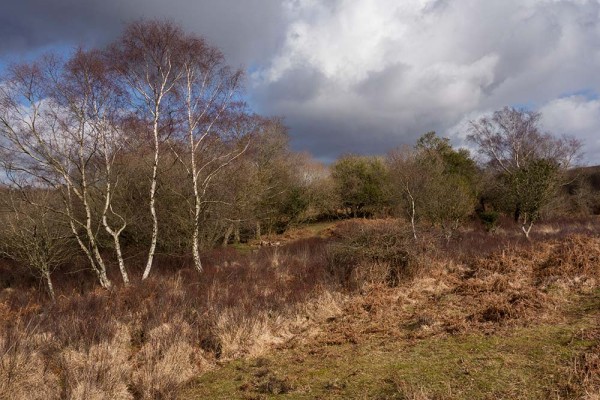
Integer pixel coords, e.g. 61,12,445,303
2,0,600,162
251,0,600,161
0,0,285,66
540,95,600,164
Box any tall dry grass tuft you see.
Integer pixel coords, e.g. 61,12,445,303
131,321,202,400
60,323,131,400
0,320,60,400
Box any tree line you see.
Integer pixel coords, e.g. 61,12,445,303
334,109,583,242
0,20,592,298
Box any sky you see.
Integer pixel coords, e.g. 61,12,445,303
2,0,600,163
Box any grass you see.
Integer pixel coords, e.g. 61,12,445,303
182,290,599,399
2,219,600,399
182,326,595,399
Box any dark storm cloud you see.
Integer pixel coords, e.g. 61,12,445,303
0,0,285,66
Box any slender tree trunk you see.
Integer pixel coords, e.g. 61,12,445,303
190,126,203,273
407,188,417,240
222,224,234,247
68,217,111,289
143,116,160,280
234,222,240,244
84,198,110,287
256,221,262,241
192,220,202,272
44,268,55,301
111,233,129,284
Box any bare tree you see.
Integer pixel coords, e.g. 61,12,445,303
174,37,249,272
467,107,582,172
468,107,583,238
0,191,73,300
108,21,186,279
67,50,132,284
0,59,113,289
387,146,421,239
56,49,133,285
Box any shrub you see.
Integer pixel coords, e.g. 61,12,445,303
326,220,423,289
478,210,500,233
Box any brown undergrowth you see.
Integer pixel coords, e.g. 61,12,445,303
317,228,600,346
0,238,344,400
1,219,600,399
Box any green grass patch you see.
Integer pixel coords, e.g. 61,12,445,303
181,319,597,399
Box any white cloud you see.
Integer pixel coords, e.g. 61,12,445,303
252,0,600,160
540,95,600,164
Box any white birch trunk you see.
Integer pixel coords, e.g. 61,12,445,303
142,115,161,280
407,185,417,240
522,221,534,240
191,169,203,272
100,152,129,284
44,268,55,301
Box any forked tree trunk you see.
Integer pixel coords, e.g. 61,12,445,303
102,189,129,285
522,221,534,240
66,186,113,290
68,215,112,290
100,135,129,285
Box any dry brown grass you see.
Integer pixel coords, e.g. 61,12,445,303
130,321,201,400
0,219,599,398
308,229,600,348
0,237,341,399
60,324,131,399
565,327,600,400
0,322,61,400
